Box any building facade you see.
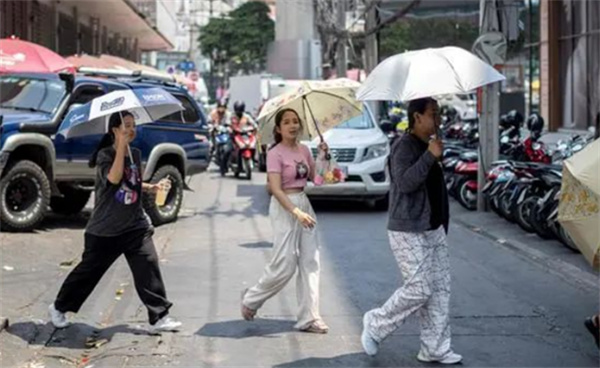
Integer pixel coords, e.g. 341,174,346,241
0,0,174,61
539,0,599,131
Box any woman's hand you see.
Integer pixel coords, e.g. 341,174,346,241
292,207,317,229
318,141,329,152
144,178,171,194
113,126,130,148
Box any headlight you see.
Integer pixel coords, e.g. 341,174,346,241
363,143,389,161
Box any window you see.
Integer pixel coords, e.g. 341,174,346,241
334,106,375,130
0,76,66,114
162,94,200,123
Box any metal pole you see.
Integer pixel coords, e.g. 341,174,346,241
528,0,533,115
336,0,347,78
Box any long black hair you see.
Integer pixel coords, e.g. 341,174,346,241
88,111,134,168
406,97,436,133
270,108,303,150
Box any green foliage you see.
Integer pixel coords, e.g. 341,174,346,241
198,1,274,74
380,18,480,59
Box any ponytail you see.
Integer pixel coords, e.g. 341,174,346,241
88,133,114,168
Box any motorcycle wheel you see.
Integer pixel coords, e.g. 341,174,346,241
244,158,252,180
516,196,539,233
529,207,556,240
457,180,477,211
499,192,516,222
555,223,579,252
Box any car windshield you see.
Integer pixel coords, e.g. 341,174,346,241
334,108,374,130
0,76,66,114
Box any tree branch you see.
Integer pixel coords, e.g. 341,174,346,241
355,0,421,39
316,0,421,40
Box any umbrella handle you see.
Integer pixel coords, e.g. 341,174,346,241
302,96,324,143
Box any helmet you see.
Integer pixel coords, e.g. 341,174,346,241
504,110,524,129
233,101,245,115
526,112,544,132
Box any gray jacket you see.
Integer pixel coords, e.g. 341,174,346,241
387,133,442,232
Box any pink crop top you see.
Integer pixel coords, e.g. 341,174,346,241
267,143,315,189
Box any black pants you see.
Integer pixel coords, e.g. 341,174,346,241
54,228,172,325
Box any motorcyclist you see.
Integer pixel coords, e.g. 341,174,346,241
231,101,258,131
209,99,231,127
208,100,232,158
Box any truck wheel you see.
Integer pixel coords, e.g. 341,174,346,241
50,184,91,215
0,160,50,232
143,165,184,226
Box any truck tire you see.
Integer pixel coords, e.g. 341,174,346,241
50,184,91,215
143,165,184,226
0,160,50,232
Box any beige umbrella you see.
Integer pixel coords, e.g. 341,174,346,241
558,138,600,271
257,78,363,145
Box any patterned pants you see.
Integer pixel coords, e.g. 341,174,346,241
364,227,452,359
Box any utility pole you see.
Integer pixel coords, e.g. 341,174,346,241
336,0,347,78
476,0,503,211
364,1,380,118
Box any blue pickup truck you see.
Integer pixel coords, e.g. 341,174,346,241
0,70,210,232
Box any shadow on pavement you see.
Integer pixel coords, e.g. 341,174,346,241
311,200,382,214
273,353,409,368
38,211,91,231
6,321,148,349
239,241,273,249
196,319,296,339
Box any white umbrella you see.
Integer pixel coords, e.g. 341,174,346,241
356,46,506,102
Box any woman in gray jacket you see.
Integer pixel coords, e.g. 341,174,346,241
360,97,462,365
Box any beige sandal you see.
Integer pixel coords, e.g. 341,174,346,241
240,289,256,321
300,320,329,334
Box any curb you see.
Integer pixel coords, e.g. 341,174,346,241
453,218,598,292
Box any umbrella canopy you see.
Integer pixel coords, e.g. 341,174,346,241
0,38,74,74
356,46,505,102
58,87,183,139
257,78,362,144
558,138,600,270
67,54,124,70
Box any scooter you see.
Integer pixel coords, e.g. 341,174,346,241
228,123,257,180
214,124,233,176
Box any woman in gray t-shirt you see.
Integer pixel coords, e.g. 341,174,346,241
48,111,181,334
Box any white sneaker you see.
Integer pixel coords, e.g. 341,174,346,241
48,304,69,329
149,316,182,334
417,350,463,365
361,312,379,356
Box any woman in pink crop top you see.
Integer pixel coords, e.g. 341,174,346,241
241,108,329,334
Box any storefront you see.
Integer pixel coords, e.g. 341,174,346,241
540,0,600,131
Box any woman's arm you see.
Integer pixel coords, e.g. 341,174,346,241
107,142,127,185
268,173,316,228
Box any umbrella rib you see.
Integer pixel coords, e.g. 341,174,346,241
303,96,323,141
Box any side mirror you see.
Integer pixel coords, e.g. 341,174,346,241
379,120,394,134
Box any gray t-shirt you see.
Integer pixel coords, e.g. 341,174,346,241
86,146,151,237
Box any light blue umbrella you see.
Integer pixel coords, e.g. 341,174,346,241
58,87,183,139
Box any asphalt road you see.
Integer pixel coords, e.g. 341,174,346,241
0,168,598,367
